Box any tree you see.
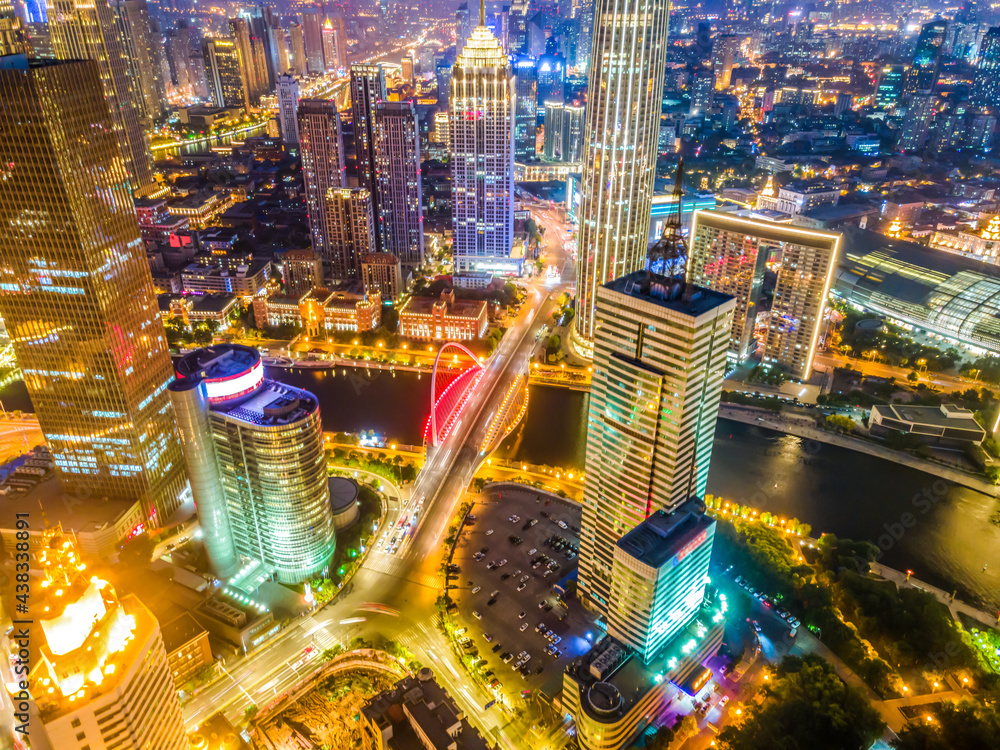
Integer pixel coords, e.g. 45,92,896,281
644,724,674,749
908,370,920,384
891,700,1000,750
381,306,400,333
718,655,884,750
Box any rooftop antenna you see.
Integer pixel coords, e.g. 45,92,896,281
646,158,688,282
480,0,485,26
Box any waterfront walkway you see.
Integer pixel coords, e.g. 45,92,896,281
719,404,997,496
870,562,999,629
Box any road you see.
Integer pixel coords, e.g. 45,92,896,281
814,351,975,393
184,286,567,750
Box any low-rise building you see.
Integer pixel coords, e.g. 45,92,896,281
360,668,491,750
167,191,234,229
161,613,213,687
929,219,1000,264
398,291,487,341
757,180,839,216
182,260,270,297
193,593,279,654
868,404,986,446
452,271,494,290
136,198,190,244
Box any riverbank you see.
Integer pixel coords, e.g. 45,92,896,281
719,404,998,496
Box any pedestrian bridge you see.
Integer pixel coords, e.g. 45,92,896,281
422,342,528,456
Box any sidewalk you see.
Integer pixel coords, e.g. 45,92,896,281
719,404,998,496
870,562,999,629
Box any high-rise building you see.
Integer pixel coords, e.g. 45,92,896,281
361,252,404,301
689,67,715,116
450,15,517,274
687,210,769,364
24,527,188,750
435,52,454,106
537,41,565,109
456,1,474,50
575,0,594,70
975,27,1000,106
711,33,741,90
171,345,337,583
578,270,735,610
290,21,307,76
905,19,947,95
513,57,538,159
325,188,375,280
575,0,672,340
282,249,324,296
898,91,936,150
229,16,266,104
351,63,387,251
543,101,585,161
48,0,155,194
298,99,347,264
277,72,300,145
402,52,413,82
203,38,248,109
0,58,188,521
110,0,165,123
689,211,837,380
301,11,324,74
322,16,344,71
374,101,425,269
608,503,717,663
875,64,905,109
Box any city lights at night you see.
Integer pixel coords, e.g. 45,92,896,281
1,0,1000,749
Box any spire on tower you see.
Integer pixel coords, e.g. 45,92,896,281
647,159,688,280
480,0,485,25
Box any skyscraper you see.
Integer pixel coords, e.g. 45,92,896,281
450,13,517,273
48,0,155,194
875,64,905,109
0,58,188,520
689,211,838,380
374,101,425,269
277,72,300,145
290,21,307,76
25,528,188,750
575,0,594,70
574,0,672,340
110,0,165,122
0,0,26,55
171,345,337,583
689,67,715,116
712,33,741,90
322,17,343,71
298,98,347,265
301,10,324,74
898,91,936,151
537,40,565,109
229,16,264,104
543,101,585,161
905,19,947,95
351,63,387,250
513,57,538,159
325,188,375,280
203,38,248,109
975,27,1000,106
578,270,734,611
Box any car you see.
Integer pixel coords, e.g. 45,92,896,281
521,654,531,663
473,553,484,561
501,573,511,581
502,652,513,663
516,583,527,592
520,622,529,631
556,520,567,529
487,562,497,570
518,611,527,619
720,696,730,708
532,561,543,570
735,576,743,584
538,600,546,609
487,598,497,606
484,633,493,642
552,635,562,645
512,660,523,671
490,590,499,597
485,529,494,536
543,603,553,612
498,559,507,566
540,511,549,518
472,586,481,594
752,620,762,633
778,611,790,620
788,618,800,628
535,623,547,633
473,611,482,620
520,575,529,583
535,665,544,674
528,548,537,555
480,547,489,554
492,643,502,652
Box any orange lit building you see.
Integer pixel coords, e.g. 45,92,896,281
398,290,487,341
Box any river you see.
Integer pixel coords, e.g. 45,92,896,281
152,121,270,158
3,367,998,609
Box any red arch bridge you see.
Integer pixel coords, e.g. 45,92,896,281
422,342,529,455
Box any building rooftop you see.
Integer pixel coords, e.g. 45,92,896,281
175,343,260,381
616,504,715,569
160,612,208,653
328,477,359,513
0,476,137,535
214,379,319,427
872,404,983,430
602,270,735,319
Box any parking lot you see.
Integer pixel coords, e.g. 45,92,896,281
450,485,598,698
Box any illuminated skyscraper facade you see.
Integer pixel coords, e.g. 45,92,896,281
578,271,734,611
905,19,946,95
374,101,425,269
450,20,517,273
974,27,1000,106
298,98,347,266
0,58,188,521
689,211,838,380
47,0,155,194
325,188,375,280
203,38,248,109
25,528,188,750
110,0,165,123
277,72,300,145
171,345,337,584
351,63,387,250
512,57,538,159
574,0,672,339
